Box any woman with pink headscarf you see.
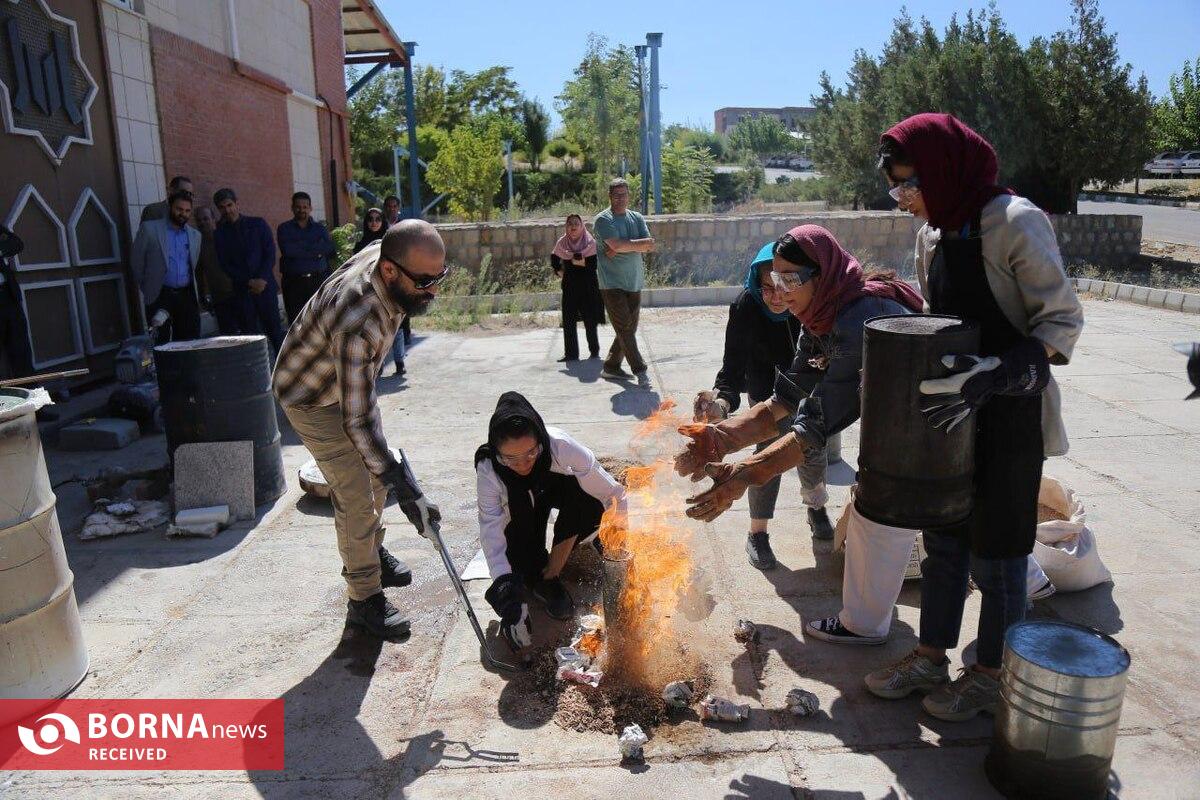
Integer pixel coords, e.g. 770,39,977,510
674,224,923,570
549,214,604,361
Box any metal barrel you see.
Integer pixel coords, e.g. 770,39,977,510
154,336,286,506
855,314,980,528
0,389,88,718
986,620,1130,800
601,548,631,629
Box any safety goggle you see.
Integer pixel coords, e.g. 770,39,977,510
887,176,921,202
769,267,815,293
497,442,543,466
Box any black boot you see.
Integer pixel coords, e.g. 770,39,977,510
379,546,412,588
530,578,574,620
346,592,410,639
745,532,777,570
807,507,834,540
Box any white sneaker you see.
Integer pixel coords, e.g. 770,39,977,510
922,666,1000,721
1028,577,1057,601
864,650,950,699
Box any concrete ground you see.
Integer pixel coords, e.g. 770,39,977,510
6,297,1200,799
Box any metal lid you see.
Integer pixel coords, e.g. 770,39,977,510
1006,620,1130,678
865,314,977,336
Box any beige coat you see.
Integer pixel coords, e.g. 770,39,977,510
914,194,1084,456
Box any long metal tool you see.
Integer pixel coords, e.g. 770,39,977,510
427,518,519,672
0,368,89,388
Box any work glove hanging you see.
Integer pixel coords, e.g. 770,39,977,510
485,574,533,651
919,337,1050,433
381,451,442,539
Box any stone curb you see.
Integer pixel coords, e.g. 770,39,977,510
436,285,745,314
1079,191,1200,211
1073,278,1200,314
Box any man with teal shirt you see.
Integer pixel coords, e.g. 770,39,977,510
593,179,655,386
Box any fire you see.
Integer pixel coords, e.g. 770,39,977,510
597,400,700,686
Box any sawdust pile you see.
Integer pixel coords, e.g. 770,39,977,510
1037,503,1070,524
499,646,713,735
597,456,645,487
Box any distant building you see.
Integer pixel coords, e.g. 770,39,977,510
714,106,817,135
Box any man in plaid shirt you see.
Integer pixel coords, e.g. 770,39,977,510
273,219,449,639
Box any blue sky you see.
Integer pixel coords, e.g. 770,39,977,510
378,1,1198,131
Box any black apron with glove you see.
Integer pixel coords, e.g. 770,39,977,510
927,217,1043,559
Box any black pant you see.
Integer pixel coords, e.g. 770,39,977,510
282,271,328,324
211,297,242,335
503,472,605,580
236,288,285,353
0,292,33,377
147,285,200,342
563,317,600,359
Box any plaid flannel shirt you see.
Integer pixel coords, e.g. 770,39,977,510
272,240,403,476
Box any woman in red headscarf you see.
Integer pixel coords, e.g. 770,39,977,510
860,113,1084,723
674,223,923,570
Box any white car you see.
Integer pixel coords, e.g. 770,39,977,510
1180,151,1200,176
1144,151,1187,176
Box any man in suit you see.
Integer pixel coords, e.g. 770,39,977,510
213,187,283,352
141,175,193,223
130,191,202,342
0,224,33,378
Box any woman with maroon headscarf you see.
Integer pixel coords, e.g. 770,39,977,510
861,113,1083,723
674,224,923,570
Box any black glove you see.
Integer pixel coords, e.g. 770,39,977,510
919,337,1050,433
485,573,532,650
380,450,441,538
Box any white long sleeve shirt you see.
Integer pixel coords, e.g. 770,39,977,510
476,427,627,579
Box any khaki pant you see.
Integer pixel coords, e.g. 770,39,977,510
284,402,387,600
600,288,646,374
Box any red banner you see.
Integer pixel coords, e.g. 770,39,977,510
0,699,284,770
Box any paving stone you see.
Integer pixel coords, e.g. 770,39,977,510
58,417,140,451
174,441,254,520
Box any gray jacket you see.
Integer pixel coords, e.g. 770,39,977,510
915,194,1085,456
130,218,201,306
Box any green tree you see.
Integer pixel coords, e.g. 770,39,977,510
1152,56,1200,151
666,125,728,162
727,115,794,156
414,64,448,129
556,34,641,196
661,143,716,213
445,66,521,128
520,99,551,171
426,123,505,221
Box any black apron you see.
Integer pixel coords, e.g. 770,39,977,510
927,217,1043,559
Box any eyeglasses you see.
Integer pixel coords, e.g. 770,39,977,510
393,260,450,290
496,442,542,466
888,176,921,202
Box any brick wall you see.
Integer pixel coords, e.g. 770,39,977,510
309,0,351,226
149,27,293,229
436,211,1143,282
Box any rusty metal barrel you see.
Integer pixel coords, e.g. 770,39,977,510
855,314,980,528
0,389,89,716
987,620,1130,799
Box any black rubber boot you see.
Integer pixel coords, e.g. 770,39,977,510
531,578,575,620
807,507,835,540
346,592,410,639
746,532,777,570
378,546,412,588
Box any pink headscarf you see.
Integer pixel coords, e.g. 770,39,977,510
551,217,597,261
781,224,924,336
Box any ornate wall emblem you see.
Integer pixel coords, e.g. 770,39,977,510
0,0,98,165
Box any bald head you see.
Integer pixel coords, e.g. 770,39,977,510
380,218,444,265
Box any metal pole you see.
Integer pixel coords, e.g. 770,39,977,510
393,145,402,202
503,139,514,220
646,33,663,214
402,43,421,218
634,45,649,214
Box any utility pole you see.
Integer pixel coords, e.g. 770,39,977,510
635,44,649,214
402,42,420,218
646,33,663,214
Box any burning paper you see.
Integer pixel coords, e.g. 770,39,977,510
559,667,604,687
619,724,648,761
662,680,696,710
785,688,820,717
699,694,750,723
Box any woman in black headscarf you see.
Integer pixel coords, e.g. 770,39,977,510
356,207,410,375
476,392,626,652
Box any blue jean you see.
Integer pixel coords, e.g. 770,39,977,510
918,530,1027,669
390,328,406,365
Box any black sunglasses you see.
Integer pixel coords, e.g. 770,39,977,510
392,260,450,290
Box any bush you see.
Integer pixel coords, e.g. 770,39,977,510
546,138,571,158
330,223,359,266
497,171,595,209
757,175,851,205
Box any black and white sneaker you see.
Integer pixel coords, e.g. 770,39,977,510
805,616,886,646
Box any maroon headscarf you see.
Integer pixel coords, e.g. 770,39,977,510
880,113,1013,233
780,224,924,336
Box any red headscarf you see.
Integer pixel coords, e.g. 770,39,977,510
880,113,1013,233
781,225,924,336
